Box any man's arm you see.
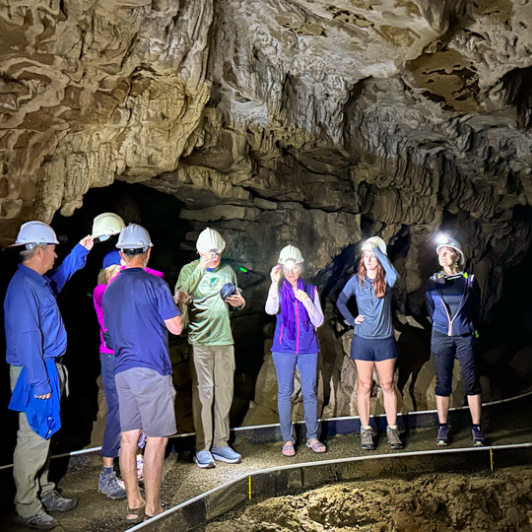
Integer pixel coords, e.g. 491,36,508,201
48,236,93,294
175,262,204,297
165,315,183,335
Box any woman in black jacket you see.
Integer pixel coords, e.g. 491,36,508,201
426,236,483,447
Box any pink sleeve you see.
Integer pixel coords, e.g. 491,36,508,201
93,284,107,330
146,267,164,279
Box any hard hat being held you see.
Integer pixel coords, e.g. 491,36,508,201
220,282,238,300
92,213,125,243
361,236,387,256
196,227,226,255
116,224,153,251
10,221,59,248
278,245,304,270
436,234,464,265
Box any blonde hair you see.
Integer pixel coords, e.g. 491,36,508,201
97,265,120,285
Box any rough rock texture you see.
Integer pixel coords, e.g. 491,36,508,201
207,466,532,531
2,1,532,419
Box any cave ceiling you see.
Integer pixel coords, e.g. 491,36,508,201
1,0,532,305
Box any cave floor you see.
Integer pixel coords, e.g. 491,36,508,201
1,398,531,532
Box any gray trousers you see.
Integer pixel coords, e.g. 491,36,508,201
10,365,55,518
191,345,235,451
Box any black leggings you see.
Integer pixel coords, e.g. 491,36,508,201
431,333,481,397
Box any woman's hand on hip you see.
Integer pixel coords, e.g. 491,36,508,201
354,314,365,325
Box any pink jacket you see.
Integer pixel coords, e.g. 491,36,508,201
93,267,164,354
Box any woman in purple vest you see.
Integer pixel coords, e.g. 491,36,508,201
265,245,326,456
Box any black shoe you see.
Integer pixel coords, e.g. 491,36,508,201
41,490,78,512
14,510,58,530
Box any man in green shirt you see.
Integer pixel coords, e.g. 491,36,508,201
176,228,245,468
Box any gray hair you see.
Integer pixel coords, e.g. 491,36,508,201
19,244,48,263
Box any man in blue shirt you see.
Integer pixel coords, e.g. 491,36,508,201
4,221,93,530
103,224,182,524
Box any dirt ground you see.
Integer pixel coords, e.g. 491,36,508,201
207,465,532,532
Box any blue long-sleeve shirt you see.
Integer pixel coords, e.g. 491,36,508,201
337,247,398,339
4,244,89,396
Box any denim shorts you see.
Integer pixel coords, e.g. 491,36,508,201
115,367,176,438
351,335,398,362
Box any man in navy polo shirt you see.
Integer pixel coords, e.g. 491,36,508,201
103,224,182,524
5,221,94,530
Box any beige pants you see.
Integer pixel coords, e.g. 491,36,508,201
10,365,55,518
191,345,235,451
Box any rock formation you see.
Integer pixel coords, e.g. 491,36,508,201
2,0,532,420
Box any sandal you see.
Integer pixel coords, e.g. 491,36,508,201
144,502,169,521
281,441,296,457
126,504,146,524
306,439,326,453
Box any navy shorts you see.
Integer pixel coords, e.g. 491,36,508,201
431,332,481,397
351,335,398,362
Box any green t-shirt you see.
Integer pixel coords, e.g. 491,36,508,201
175,260,239,346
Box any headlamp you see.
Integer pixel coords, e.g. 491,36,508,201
284,259,297,270
435,233,449,246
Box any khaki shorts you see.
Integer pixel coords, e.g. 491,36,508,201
115,367,176,438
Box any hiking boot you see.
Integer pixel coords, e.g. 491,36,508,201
14,510,58,530
41,490,78,512
98,471,127,500
386,426,403,450
437,424,449,446
360,426,375,451
472,425,484,447
211,445,242,464
194,450,216,469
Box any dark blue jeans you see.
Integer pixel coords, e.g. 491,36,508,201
431,333,482,397
100,353,121,458
272,351,319,443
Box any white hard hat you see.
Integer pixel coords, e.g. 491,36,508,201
436,236,464,265
361,236,387,255
10,221,59,248
196,227,226,255
116,224,153,250
92,213,125,241
278,245,304,265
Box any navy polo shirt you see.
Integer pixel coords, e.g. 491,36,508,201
103,268,179,376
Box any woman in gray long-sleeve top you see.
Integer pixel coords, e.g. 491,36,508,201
337,237,402,451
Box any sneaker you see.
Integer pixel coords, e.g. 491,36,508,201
194,450,216,469
360,426,375,451
437,424,449,446
41,489,78,512
14,510,58,530
211,445,242,464
472,425,484,447
98,471,127,500
386,426,403,450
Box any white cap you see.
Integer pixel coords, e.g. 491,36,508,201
10,221,59,247
92,213,125,241
116,224,153,250
196,227,226,254
278,245,305,265
361,236,387,255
